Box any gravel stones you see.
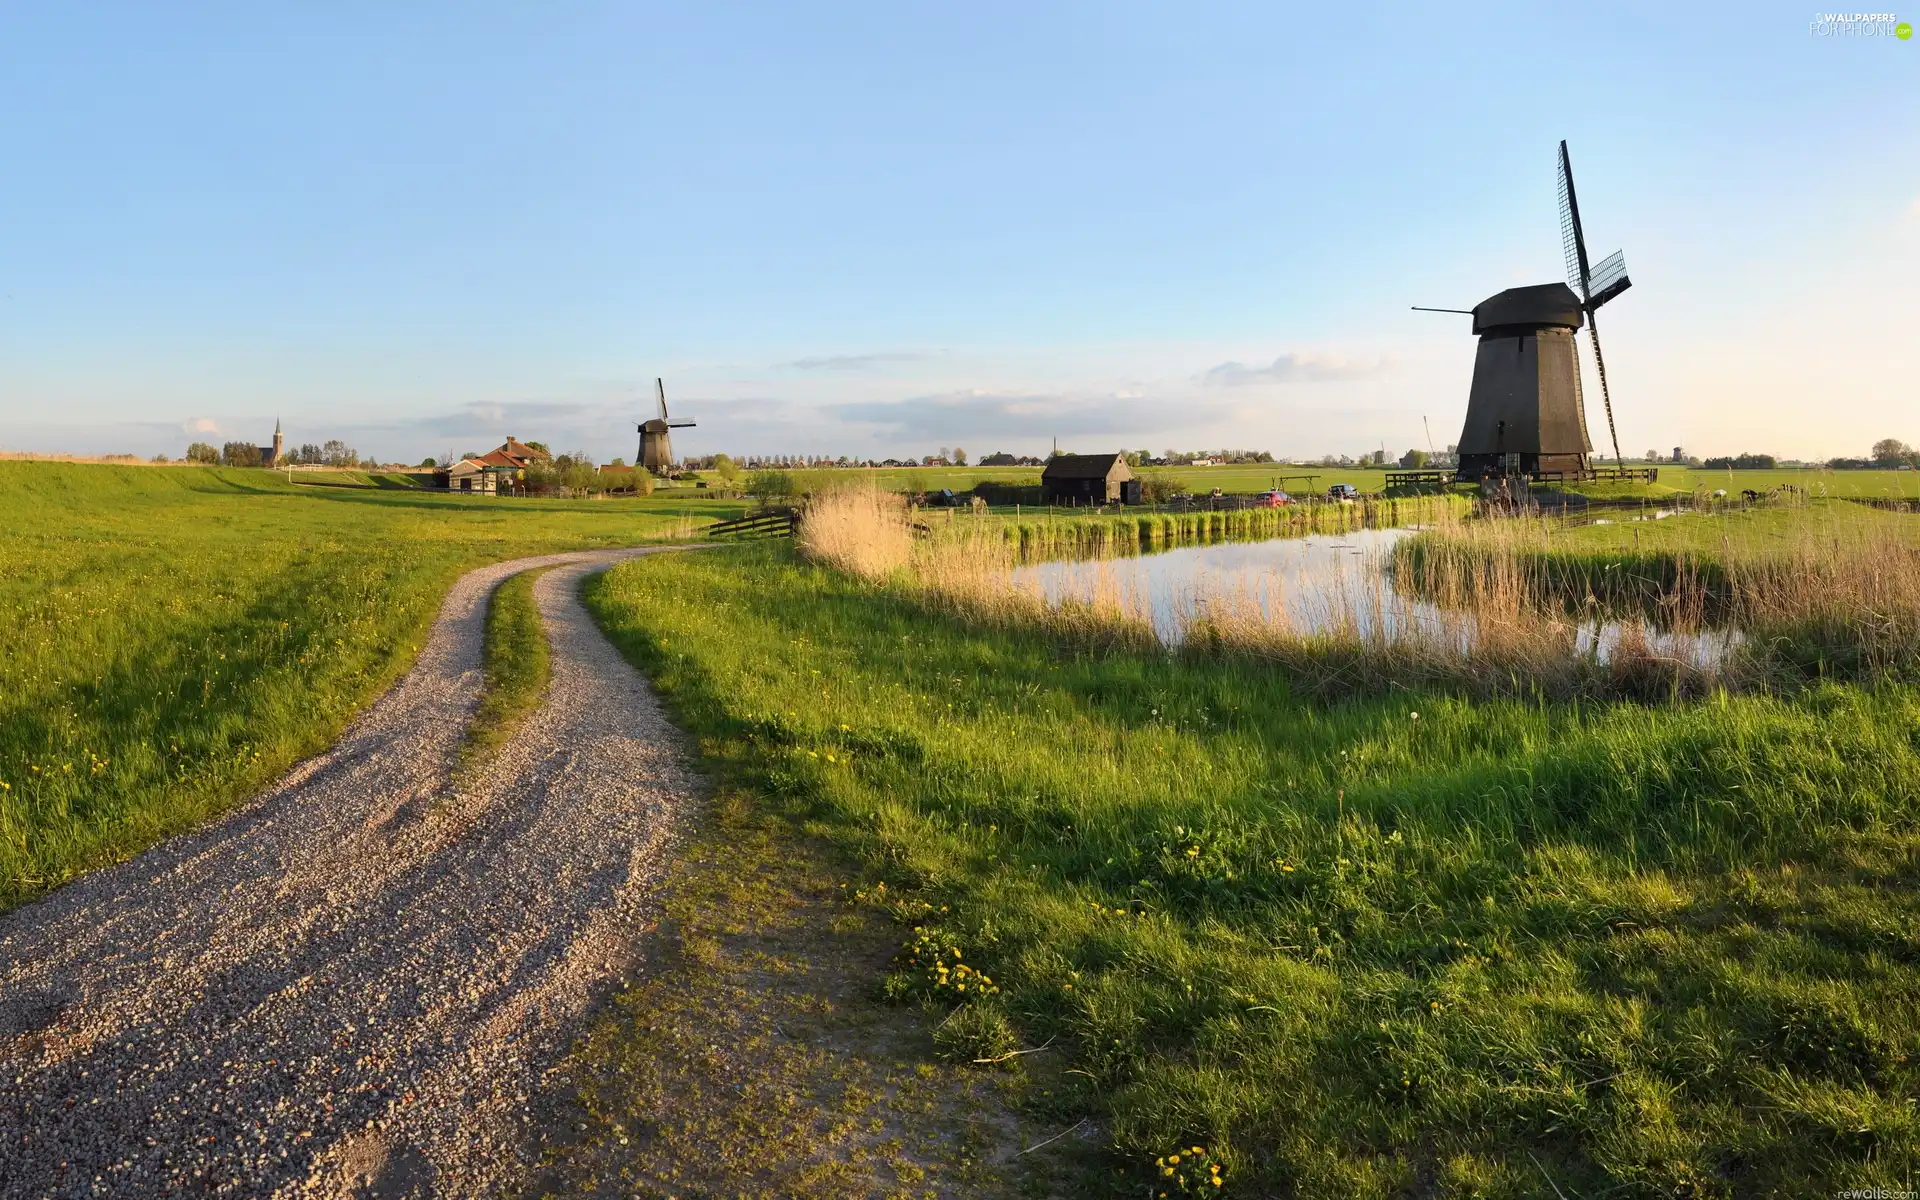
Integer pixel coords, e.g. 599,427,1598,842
0,548,702,1198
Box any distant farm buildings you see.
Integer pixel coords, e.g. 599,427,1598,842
1040,453,1138,505
436,438,550,494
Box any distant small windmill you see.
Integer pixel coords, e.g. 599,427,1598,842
1414,139,1634,480
637,378,695,475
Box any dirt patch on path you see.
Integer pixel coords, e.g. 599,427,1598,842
0,548,702,1198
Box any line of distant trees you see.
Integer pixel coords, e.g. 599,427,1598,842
182,439,369,467
1701,453,1777,470
1694,440,1918,471
282,440,365,467
683,447,1291,470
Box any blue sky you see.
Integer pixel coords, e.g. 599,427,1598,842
1,2,1913,464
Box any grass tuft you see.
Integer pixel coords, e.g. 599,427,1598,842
461,568,552,766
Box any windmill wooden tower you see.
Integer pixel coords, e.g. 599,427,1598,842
1418,141,1632,481
637,378,695,475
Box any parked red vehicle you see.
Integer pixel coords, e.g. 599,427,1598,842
1258,490,1292,507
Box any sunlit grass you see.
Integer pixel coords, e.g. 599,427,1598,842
588,539,1920,1198
0,462,740,909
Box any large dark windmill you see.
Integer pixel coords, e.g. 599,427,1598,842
1419,140,1633,481
637,378,695,475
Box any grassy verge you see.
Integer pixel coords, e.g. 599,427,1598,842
530,791,1087,1198
0,462,743,911
462,568,552,767
584,540,1920,1199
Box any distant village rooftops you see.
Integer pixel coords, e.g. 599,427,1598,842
476,438,550,469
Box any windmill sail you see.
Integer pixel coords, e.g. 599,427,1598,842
1557,143,1589,299
1586,249,1630,308
1557,140,1623,466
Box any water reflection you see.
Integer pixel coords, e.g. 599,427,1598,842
1009,527,1739,666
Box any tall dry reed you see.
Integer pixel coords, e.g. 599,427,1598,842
907,521,1158,652
794,487,913,581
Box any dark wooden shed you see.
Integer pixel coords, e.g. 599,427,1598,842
1040,453,1135,505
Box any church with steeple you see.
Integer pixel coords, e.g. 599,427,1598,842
258,419,284,468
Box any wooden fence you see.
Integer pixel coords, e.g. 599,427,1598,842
706,507,798,540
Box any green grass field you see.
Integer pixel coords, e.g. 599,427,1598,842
688,463,1920,502
463,567,552,767
585,537,1920,1198
286,468,436,489
1669,466,1920,498
0,462,740,910
11,458,1920,1194
689,463,1397,497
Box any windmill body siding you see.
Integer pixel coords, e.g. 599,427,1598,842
1040,453,1134,504
639,421,676,475
1455,325,1591,478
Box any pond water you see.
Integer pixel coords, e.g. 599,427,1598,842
1008,526,1740,666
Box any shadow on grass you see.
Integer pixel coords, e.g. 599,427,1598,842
586,541,1920,1198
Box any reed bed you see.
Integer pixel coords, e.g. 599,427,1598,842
1396,503,1920,688
922,493,1469,561
798,490,1160,650
803,492,1920,703
794,486,913,581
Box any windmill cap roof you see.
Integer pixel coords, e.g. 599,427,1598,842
1473,283,1584,334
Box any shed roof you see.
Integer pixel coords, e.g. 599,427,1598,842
1041,453,1127,481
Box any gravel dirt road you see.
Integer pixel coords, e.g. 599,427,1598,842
0,547,704,1198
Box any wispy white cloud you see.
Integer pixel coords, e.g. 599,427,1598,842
184,416,221,434
834,389,1235,444
1201,352,1394,388
782,351,934,371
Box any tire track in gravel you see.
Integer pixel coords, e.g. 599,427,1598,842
0,546,706,1199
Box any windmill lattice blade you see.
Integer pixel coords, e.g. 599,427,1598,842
1557,141,1591,300
656,378,668,421
1586,249,1631,310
